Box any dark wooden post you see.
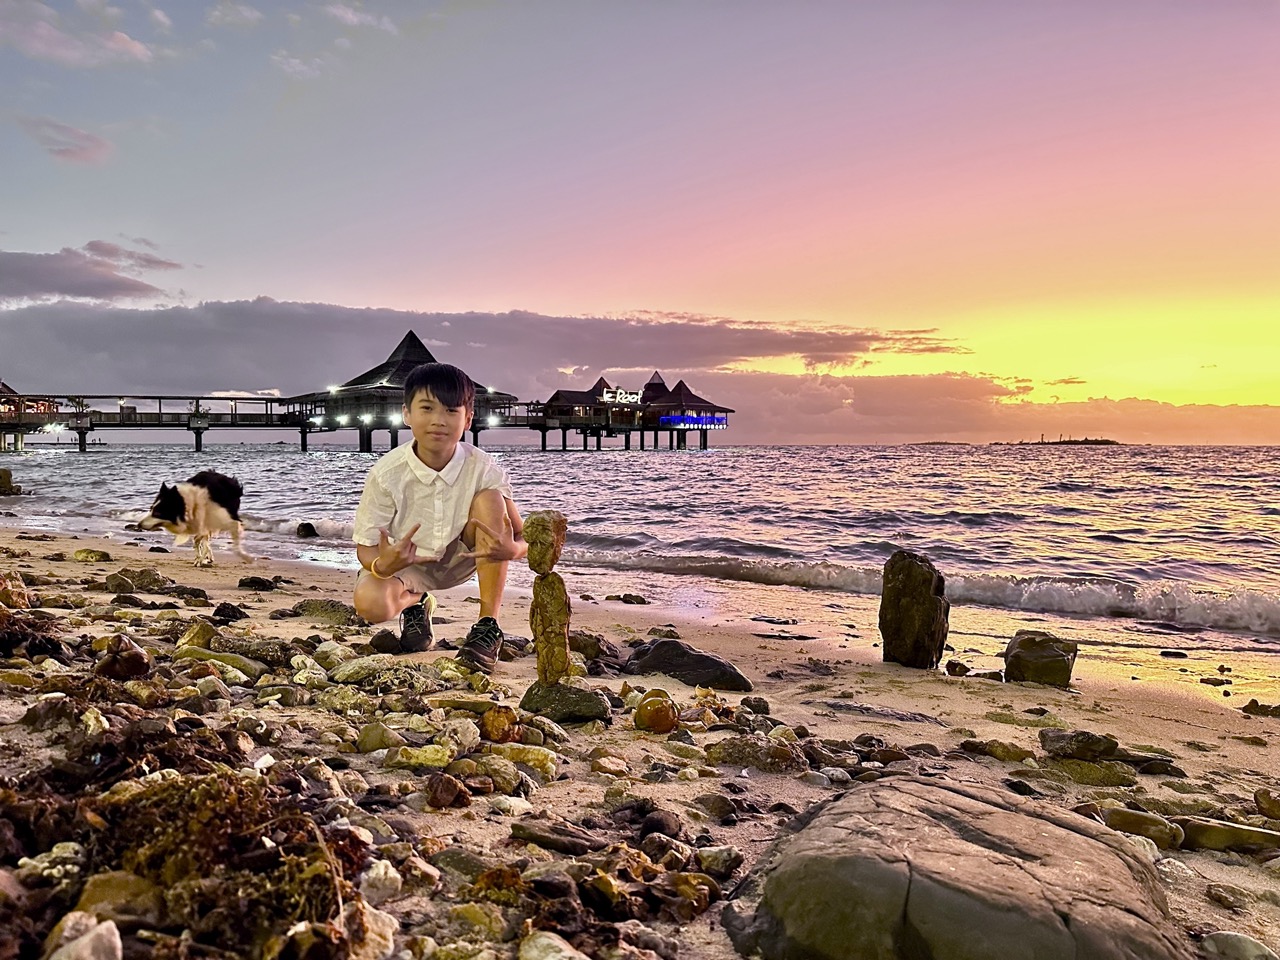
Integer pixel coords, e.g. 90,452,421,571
299,427,309,452
640,431,645,450
561,428,568,450
389,429,399,449
540,430,547,451
581,431,588,451
470,427,480,447
700,429,708,450
668,431,674,450
624,432,631,450
595,432,602,450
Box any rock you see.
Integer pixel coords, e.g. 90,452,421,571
211,601,248,622
625,638,754,692
358,722,407,753
1206,883,1250,910
172,647,270,681
740,696,771,715
421,772,470,808
511,818,608,855
1255,788,1280,820
296,522,319,538
1100,808,1184,849
487,743,559,781
518,679,611,724
312,640,358,670
1049,759,1137,787
640,809,684,840
49,920,122,960
1170,817,1280,852
1038,728,1119,761
722,777,1195,960
238,576,276,591
878,550,950,669
93,635,153,681
117,567,172,592
945,659,970,676
72,870,164,925
591,756,630,777
479,705,523,743
384,745,454,770
360,859,403,905
519,931,592,960
103,573,135,594
177,619,219,648
0,570,30,608
960,739,1034,763
73,549,112,563
634,690,680,733
706,735,807,773
0,468,22,496
342,899,398,960
697,845,745,879
1003,630,1077,687
291,598,362,626
474,755,522,794
1200,931,1278,960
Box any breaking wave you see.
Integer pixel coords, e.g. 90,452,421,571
561,549,1280,638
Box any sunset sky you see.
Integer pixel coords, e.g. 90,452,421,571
2,0,1278,444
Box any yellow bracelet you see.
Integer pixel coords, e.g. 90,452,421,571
369,557,392,580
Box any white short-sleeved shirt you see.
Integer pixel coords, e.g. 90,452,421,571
352,442,513,560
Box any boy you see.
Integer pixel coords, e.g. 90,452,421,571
352,362,526,674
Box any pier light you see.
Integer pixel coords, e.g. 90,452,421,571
487,415,499,427
394,411,404,425
337,414,350,425
486,386,494,394
327,385,339,393
360,414,372,424
309,416,324,425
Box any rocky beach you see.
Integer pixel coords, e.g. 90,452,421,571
1,526,1279,959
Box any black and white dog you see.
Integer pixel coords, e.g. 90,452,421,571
137,470,253,567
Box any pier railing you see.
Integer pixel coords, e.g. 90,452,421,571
1,394,727,452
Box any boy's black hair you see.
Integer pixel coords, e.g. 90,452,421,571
403,363,475,409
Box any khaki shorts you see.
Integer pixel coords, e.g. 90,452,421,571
356,538,477,593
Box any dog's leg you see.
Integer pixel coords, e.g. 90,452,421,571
194,535,213,567
232,522,254,563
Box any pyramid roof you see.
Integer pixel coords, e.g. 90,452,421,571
340,331,440,389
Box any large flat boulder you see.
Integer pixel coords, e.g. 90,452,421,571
722,777,1195,960
624,638,753,691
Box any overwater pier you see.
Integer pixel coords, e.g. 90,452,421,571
0,332,733,453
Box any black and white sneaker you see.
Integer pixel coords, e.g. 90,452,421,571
397,593,437,653
455,616,503,675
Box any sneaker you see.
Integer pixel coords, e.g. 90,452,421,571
455,616,503,675
398,593,437,653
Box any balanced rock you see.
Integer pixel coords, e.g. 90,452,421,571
1004,630,1078,687
878,550,949,669
723,777,1195,960
625,638,753,691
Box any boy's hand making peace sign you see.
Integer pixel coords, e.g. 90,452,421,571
462,513,521,562
375,523,421,575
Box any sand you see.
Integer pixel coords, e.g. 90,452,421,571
2,525,1279,955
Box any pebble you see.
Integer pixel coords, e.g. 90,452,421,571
800,771,832,788
519,931,592,960
49,920,122,960
359,860,403,905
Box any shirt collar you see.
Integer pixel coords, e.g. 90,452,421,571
406,441,466,485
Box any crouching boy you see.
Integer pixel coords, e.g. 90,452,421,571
352,362,526,674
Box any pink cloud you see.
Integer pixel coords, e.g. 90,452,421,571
0,2,152,67
81,240,181,271
17,116,113,164
324,3,397,34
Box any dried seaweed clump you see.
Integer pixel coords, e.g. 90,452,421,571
85,771,359,956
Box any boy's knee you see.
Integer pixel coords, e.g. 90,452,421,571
468,487,505,520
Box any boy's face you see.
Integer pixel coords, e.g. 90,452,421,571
403,388,472,463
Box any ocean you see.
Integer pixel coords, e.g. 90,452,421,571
2,442,1278,653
